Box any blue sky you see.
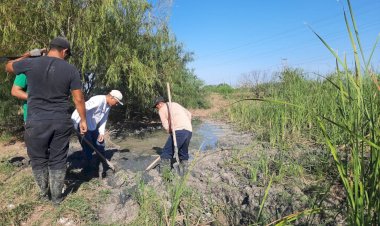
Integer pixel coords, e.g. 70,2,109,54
166,0,380,85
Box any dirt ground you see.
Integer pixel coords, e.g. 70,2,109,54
0,94,344,225
0,95,238,225
189,93,230,119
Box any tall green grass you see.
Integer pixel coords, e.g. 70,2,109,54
228,0,380,224
204,83,235,97
229,68,342,145
314,0,380,224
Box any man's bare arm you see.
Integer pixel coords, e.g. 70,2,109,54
11,85,28,100
71,89,87,134
5,48,46,74
5,52,31,74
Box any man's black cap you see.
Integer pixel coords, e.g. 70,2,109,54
50,36,71,56
152,96,165,108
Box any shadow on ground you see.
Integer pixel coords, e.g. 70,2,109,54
65,148,117,196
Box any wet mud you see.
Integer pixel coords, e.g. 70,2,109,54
66,118,255,224
65,118,342,225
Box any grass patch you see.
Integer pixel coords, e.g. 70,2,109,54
0,132,13,143
204,83,235,97
98,189,112,201
0,158,16,177
11,175,35,196
57,194,96,223
0,202,36,225
0,174,37,205
226,0,380,223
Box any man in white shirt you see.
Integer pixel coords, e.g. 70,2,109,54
72,90,123,176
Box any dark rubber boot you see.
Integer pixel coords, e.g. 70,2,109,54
88,156,100,178
179,160,189,177
49,169,66,205
32,168,49,201
159,158,172,176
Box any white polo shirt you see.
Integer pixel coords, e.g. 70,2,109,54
71,95,110,135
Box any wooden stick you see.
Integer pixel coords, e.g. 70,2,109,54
167,83,180,164
145,156,161,171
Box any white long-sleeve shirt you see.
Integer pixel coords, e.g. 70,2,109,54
71,95,110,135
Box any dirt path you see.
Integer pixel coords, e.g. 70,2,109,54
189,93,230,119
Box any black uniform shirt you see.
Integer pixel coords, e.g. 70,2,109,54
13,56,82,121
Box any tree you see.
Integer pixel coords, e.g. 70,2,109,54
0,0,206,133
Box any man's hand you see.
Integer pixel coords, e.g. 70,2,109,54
29,48,47,57
79,120,87,135
71,89,87,134
97,134,104,143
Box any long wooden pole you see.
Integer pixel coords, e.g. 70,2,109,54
167,83,181,169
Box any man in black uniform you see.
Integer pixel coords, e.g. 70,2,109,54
5,36,87,205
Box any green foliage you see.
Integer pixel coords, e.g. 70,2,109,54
0,202,36,225
229,68,338,145
204,83,235,96
228,1,380,224
0,0,207,132
313,1,380,223
172,71,210,109
10,175,35,197
98,189,112,201
58,194,96,222
132,178,165,225
0,158,15,177
229,62,380,226
132,171,200,225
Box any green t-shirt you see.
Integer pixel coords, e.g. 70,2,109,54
13,74,28,121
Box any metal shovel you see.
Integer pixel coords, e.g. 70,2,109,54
75,129,116,172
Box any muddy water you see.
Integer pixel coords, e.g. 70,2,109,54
114,120,225,155
68,119,252,173
110,119,248,172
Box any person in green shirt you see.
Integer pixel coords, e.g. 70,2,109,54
11,73,28,122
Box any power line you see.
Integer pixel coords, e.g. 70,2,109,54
195,22,380,70
196,5,380,60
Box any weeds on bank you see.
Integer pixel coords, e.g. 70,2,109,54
0,132,13,143
0,172,38,225
57,194,96,222
0,174,36,204
0,202,36,225
53,179,104,224
132,179,165,225
313,0,380,224
131,158,205,226
224,145,327,224
0,158,16,178
228,0,380,224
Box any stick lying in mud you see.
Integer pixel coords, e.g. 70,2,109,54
145,156,161,171
74,130,116,172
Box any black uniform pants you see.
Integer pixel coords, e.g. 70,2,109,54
24,119,73,170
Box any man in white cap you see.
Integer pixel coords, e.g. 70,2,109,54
71,90,123,177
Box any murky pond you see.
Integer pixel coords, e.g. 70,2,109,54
114,119,226,155
108,119,251,172
68,119,252,172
